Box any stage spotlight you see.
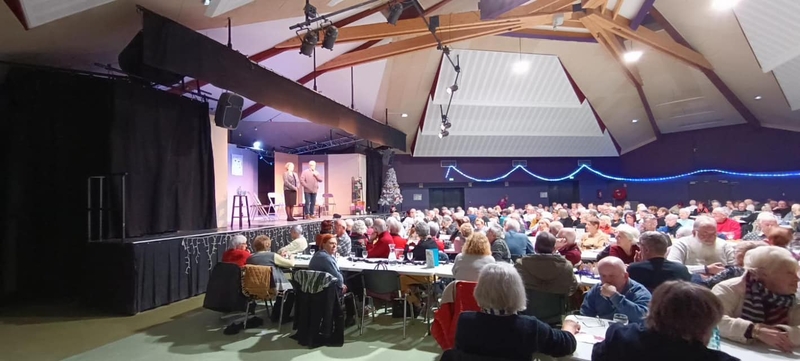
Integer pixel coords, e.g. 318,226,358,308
253,141,262,150
446,85,458,94
438,130,449,139
300,31,318,57
387,2,403,25
304,3,318,19
322,25,338,50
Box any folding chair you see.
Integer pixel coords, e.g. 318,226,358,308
248,192,277,221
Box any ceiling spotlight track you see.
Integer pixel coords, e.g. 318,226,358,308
387,1,404,25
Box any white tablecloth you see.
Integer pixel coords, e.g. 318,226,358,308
293,258,454,278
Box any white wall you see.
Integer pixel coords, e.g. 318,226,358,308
327,154,367,215
210,118,229,228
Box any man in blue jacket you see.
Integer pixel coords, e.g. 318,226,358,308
503,218,534,258
581,256,651,324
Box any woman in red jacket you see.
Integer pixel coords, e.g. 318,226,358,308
554,228,582,266
222,235,251,267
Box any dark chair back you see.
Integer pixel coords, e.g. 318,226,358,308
361,270,401,301
522,289,567,326
203,262,247,313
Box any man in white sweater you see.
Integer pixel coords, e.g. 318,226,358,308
667,216,735,274
278,225,308,256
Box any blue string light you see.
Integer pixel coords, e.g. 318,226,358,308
445,165,800,183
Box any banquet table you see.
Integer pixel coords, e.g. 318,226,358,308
530,315,799,360
293,258,454,278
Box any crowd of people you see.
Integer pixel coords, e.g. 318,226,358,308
218,196,800,360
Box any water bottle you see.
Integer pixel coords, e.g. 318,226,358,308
707,326,721,350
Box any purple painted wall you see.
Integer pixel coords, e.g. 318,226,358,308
394,125,800,208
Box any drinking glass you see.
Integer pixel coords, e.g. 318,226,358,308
359,249,366,259
613,313,629,325
790,240,800,257
407,251,415,261
309,248,316,256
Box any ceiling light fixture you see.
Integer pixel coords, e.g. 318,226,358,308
446,85,459,94
441,122,452,130
387,2,404,25
624,50,643,63
712,0,740,10
253,141,262,150
632,119,639,123
299,30,318,57
439,130,449,139
322,25,338,50
304,3,318,19
401,113,408,117
754,95,762,100
512,37,531,74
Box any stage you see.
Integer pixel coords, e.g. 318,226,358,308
84,215,376,315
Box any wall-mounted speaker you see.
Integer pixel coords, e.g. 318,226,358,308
214,92,244,130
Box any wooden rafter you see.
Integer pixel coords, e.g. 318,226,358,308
507,28,595,42
585,13,713,70
582,0,607,9
611,0,625,20
499,0,577,18
316,22,534,72
581,16,642,86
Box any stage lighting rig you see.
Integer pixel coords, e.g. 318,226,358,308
304,3,318,19
299,30,318,56
387,2,404,25
322,24,338,50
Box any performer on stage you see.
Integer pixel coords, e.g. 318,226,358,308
300,161,323,219
283,162,299,222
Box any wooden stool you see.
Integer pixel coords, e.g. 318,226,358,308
231,194,251,228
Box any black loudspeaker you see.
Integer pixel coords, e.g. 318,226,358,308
214,93,244,130
118,31,184,87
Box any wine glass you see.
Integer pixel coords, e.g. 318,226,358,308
407,251,415,262
613,313,629,325
309,248,315,257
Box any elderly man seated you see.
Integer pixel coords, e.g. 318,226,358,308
278,225,308,256
712,207,741,240
677,207,695,229
487,222,511,262
503,218,533,258
712,246,800,353
627,232,691,292
667,216,735,275
580,256,651,324
657,214,681,237
743,212,779,241
515,232,578,296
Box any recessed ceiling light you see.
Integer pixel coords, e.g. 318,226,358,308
712,0,740,10
203,0,210,5
623,50,643,63
632,119,639,123
401,113,408,118
754,95,762,100
512,60,531,74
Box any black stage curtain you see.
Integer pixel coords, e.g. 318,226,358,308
365,149,383,213
257,158,275,203
108,82,216,238
0,67,114,301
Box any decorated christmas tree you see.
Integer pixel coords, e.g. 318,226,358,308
379,168,403,207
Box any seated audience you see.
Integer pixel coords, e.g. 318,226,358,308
773,200,792,219
580,217,610,251
742,212,778,241
386,217,407,251
222,235,251,267
580,257,651,324
308,234,356,325
657,214,681,237
640,213,658,232
667,216,735,274
427,221,446,251
534,218,551,235
364,218,375,239
515,232,578,296
444,263,579,361
401,222,439,311
656,207,669,227
278,225,308,256
628,232,691,292
712,207,741,240
314,220,334,248
675,226,693,239
712,246,800,352
730,202,752,219
367,219,394,258
473,218,488,234
623,212,637,228
592,281,738,361
768,227,794,248
783,203,800,223
677,208,695,229
452,233,495,281
598,216,614,235
246,235,294,290
503,219,534,258
548,221,563,238
611,210,623,228
333,219,351,258
697,240,768,289
452,222,473,254
487,223,511,262
349,220,368,256
608,224,640,264
555,228,582,266
442,215,458,235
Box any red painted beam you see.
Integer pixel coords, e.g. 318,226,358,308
4,0,29,30
650,7,761,128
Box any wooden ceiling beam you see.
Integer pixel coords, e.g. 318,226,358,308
581,16,643,86
315,22,533,73
611,0,625,20
586,13,713,70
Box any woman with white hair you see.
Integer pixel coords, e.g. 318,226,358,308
222,234,250,267
712,246,800,352
712,207,741,240
608,224,640,264
349,220,369,257
598,215,613,235
442,263,579,360
555,228,582,266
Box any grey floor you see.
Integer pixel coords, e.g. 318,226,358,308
64,306,443,361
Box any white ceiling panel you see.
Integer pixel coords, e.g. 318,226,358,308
20,0,115,28
433,49,581,107
204,0,254,18
413,132,618,157
421,101,604,136
772,57,800,111
734,0,800,73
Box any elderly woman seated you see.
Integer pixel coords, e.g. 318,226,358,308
441,263,579,361
452,222,473,254
608,224,640,264
452,233,495,281
696,240,768,289
349,220,369,256
712,246,800,353
554,228,582,266
580,217,610,251
246,235,295,290
598,215,614,235
222,235,251,267
592,281,738,361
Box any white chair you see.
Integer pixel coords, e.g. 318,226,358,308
248,192,277,220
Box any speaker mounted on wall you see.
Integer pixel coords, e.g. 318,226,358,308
214,92,244,130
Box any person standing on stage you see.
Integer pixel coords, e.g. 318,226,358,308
283,162,300,222
300,161,323,219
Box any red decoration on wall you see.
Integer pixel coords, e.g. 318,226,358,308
613,188,627,201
